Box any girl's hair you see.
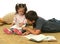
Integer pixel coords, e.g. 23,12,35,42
25,10,38,21
15,3,27,14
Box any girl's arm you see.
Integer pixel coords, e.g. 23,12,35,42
11,15,16,26
11,22,15,26
19,23,24,27
19,19,27,27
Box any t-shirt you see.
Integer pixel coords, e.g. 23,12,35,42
33,17,46,32
13,14,27,26
34,17,60,33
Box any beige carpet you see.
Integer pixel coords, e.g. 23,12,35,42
0,25,60,44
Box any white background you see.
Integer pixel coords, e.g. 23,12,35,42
0,0,60,20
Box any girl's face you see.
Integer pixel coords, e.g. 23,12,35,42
18,8,25,15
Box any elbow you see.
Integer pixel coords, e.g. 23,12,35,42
35,30,41,35
33,32,41,35
29,29,41,35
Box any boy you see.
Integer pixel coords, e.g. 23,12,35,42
22,10,46,35
22,10,60,35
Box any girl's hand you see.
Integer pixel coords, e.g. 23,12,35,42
23,27,32,30
19,23,24,27
11,22,15,27
23,27,26,30
23,27,28,30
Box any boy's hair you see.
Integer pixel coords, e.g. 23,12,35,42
25,10,38,21
15,3,27,14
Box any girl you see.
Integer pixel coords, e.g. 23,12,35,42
3,3,27,35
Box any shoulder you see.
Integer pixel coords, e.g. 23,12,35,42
36,17,46,22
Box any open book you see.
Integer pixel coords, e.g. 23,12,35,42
23,34,57,42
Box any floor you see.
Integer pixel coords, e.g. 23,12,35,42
0,25,60,44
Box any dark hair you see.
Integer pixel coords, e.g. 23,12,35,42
25,10,38,21
15,3,27,14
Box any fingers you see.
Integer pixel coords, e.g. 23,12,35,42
23,27,27,30
22,32,26,36
22,32,29,36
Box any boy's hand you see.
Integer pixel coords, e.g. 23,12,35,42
22,31,30,36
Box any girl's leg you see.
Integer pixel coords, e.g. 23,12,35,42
21,30,26,33
3,28,13,35
10,28,14,32
13,28,22,35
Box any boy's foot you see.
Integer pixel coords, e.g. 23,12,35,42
3,28,12,35
13,29,22,35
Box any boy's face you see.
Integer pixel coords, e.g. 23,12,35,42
27,19,35,25
18,8,25,15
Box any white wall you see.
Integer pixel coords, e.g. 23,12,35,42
0,0,60,20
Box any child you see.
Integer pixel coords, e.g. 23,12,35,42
3,3,27,35
23,10,60,35
22,10,45,35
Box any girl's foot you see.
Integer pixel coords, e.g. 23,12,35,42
3,28,13,35
13,29,22,35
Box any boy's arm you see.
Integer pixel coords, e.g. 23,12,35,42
22,31,30,36
23,27,41,35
